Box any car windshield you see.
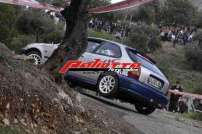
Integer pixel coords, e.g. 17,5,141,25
126,48,165,77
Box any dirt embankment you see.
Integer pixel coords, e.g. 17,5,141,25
0,43,132,134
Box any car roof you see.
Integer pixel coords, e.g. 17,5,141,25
88,37,130,49
88,37,156,64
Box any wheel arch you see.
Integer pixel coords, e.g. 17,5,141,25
24,48,42,57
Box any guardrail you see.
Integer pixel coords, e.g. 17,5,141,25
169,90,202,100
168,90,202,112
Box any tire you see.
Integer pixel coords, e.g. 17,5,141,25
135,104,156,115
26,51,42,65
97,72,118,97
67,81,77,88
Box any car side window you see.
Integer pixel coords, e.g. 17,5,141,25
95,42,121,58
86,41,100,53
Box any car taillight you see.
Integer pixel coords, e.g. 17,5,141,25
128,68,141,80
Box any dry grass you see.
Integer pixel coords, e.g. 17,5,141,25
151,42,202,93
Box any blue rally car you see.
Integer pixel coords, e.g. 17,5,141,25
65,37,170,115
21,37,169,115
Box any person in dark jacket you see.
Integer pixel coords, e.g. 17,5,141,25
169,81,184,112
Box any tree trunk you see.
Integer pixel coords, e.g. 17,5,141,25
44,0,89,82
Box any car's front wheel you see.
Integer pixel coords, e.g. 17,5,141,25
97,72,118,97
27,51,42,65
135,104,156,115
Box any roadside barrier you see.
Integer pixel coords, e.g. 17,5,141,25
168,90,202,112
169,90,202,100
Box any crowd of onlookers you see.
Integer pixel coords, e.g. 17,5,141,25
89,18,131,39
160,26,197,47
88,18,198,47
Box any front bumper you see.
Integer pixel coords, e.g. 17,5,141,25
119,75,168,107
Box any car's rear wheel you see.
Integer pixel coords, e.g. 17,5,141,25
135,104,156,115
97,72,118,97
27,51,42,65
67,81,77,88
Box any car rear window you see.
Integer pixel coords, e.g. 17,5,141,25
126,48,164,76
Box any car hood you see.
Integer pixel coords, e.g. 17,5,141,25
24,43,60,49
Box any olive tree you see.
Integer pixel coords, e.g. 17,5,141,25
44,0,110,81
160,0,197,26
127,24,161,53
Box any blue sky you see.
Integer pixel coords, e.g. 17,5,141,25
111,0,124,3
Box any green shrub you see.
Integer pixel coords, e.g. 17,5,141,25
193,30,202,48
0,126,25,134
197,11,202,28
16,11,59,42
185,46,202,71
160,0,197,26
126,24,161,53
42,31,63,44
88,29,116,41
137,6,156,25
185,30,202,71
148,36,161,52
184,112,202,121
0,5,19,45
8,35,35,52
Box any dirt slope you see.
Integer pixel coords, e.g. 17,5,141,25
0,43,137,134
0,43,89,133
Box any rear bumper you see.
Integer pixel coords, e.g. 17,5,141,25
119,75,168,107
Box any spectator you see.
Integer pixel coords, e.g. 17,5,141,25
168,81,184,112
115,31,122,40
178,95,188,113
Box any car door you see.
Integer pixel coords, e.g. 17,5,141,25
76,41,122,84
71,40,101,85
84,41,122,80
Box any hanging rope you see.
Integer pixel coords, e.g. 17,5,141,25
89,0,154,14
0,0,154,14
0,0,62,11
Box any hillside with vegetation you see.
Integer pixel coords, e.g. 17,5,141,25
89,29,202,94
0,0,202,132
151,43,202,93
1,0,202,93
